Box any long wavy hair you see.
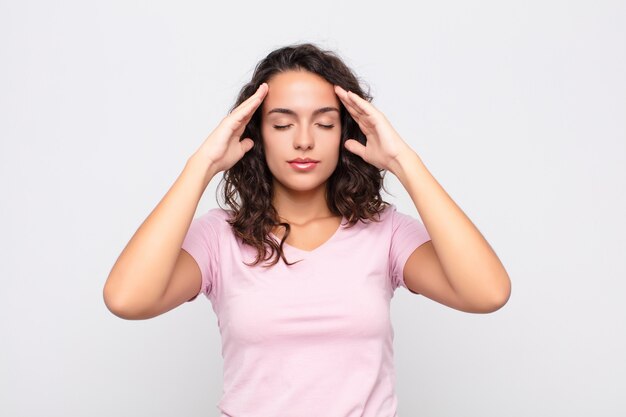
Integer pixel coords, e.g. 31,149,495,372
216,42,391,268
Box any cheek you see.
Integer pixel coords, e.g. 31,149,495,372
260,130,276,156
328,132,342,152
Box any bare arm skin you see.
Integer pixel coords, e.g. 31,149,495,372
334,85,511,314
392,152,511,313
103,83,269,320
102,157,217,320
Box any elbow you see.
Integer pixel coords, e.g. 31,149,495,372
482,274,512,313
103,282,161,321
103,282,140,320
103,273,128,318
484,291,510,313
466,274,511,314
103,285,128,319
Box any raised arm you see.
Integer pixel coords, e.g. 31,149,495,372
334,85,511,313
103,83,268,320
103,157,218,319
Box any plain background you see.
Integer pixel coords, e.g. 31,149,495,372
1,0,625,416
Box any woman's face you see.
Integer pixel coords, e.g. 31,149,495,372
260,70,342,195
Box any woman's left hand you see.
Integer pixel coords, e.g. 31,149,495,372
334,85,415,172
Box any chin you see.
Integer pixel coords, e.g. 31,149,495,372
285,181,327,193
273,176,330,193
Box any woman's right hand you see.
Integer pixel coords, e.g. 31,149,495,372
192,82,268,175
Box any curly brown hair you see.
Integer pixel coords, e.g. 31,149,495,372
216,42,391,268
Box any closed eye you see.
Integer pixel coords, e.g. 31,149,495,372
272,124,335,130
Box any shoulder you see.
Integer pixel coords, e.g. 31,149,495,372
195,207,234,231
379,203,430,244
374,202,400,225
343,203,398,237
380,203,420,227
346,203,399,230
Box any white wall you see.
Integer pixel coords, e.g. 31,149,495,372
1,0,624,416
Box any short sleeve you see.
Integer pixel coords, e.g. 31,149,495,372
389,206,432,291
181,211,220,302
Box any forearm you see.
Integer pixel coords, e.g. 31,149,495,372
389,150,511,305
103,155,218,314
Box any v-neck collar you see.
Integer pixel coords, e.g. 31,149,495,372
269,216,347,254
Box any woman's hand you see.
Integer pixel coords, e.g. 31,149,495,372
334,85,415,173
193,83,268,174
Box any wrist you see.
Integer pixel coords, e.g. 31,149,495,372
388,147,421,179
185,154,219,188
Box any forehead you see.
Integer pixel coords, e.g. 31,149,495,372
262,70,338,113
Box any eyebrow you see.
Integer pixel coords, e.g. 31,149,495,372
266,106,340,117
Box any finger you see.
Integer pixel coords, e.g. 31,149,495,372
334,85,359,113
239,137,255,153
227,99,265,137
337,98,368,133
230,83,268,123
230,90,265,134
336,87,382,134
345,90,374,117
344,138,366,159
239,83,268,109
235,83,268,118
334,85,364,116
334,85,365,121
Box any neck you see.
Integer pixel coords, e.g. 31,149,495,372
271,181,334,224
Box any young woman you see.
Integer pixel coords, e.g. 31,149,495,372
104,43,511,417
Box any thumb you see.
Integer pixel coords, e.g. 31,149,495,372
344,139,365,159
240,138,255,153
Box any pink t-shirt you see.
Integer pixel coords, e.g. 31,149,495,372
181,203,431,417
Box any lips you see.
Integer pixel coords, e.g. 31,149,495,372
288,158,319,163
288,160,318,171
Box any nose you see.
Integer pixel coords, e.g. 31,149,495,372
293,125,314,150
